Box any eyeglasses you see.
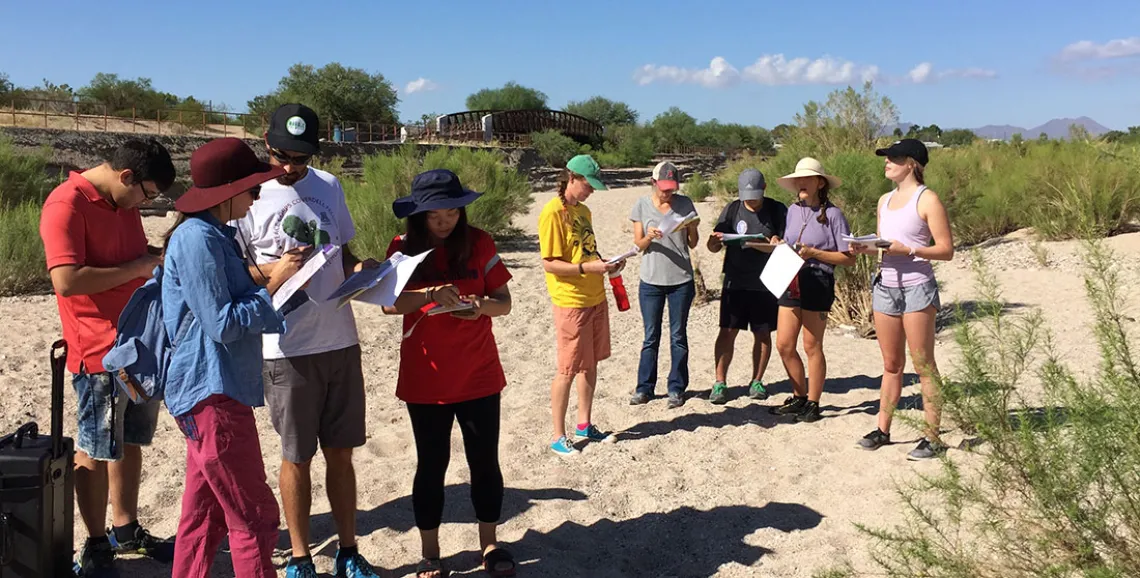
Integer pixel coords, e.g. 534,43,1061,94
135,180,159,201
269,148,311,166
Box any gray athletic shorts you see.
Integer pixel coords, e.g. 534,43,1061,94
263,344,367,463
872,276,941,316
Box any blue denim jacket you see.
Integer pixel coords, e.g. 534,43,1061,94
161,212,286,417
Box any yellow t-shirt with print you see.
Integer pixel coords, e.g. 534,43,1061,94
538,196,606,309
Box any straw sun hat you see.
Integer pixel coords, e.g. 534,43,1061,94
776,157,843,193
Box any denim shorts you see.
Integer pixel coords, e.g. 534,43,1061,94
73,372,161,461
872,276,941,316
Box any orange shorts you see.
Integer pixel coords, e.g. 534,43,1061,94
552,302,611,375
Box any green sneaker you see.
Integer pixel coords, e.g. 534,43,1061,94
748,380,770,400
709,382,728,405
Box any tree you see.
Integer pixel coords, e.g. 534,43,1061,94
791,81,899,156
1038,132,1050,142
465,82,547,111
651,107,701,150
249,62,400,124
941,129,977,147
772,123,795,142
1068,124,1091,141
893,127,904,138
564,96,638,127
0,72,11,100
77,73,176,116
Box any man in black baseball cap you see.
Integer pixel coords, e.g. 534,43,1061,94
265,103,321,187
875,138,929,166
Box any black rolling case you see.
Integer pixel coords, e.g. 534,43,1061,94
0,339,75,577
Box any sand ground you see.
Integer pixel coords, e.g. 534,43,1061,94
1,184,1137,577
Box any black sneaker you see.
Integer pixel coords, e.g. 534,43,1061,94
769,395,807,415
795,401,822,423
77,537,120,578
857,429,891,451
907,438,948,461
110,525,175,563
629,392,652,405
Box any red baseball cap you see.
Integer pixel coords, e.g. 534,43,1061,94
652,161,679,191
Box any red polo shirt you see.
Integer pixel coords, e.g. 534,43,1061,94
387,228,512,405
39,172,147,374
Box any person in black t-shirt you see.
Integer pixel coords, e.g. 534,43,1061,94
706,168,788,405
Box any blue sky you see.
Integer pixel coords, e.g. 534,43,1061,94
1,0,1137,130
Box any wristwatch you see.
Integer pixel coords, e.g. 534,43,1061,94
578,263,585,275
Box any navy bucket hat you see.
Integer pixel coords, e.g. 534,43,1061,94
392,169,483,219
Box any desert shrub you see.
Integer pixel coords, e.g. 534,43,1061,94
344,145,532,259
310,155,348,181
683,172,712,201
0,201,50,295
529,130,579,168
856,244,1140,578
1028,143,1140,239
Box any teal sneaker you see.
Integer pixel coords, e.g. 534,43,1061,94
709,381,728,405
286,559,319,578
550,435,580,456
748,380,770,400
335,549,381,578
575,424,616,444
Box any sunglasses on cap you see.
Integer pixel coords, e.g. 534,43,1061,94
269,148,312,166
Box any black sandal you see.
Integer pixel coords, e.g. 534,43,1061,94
416,557,448,578
482,547,516,577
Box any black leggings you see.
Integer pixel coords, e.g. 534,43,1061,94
405,393,504,531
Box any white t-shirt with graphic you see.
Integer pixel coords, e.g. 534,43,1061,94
231,168,360,360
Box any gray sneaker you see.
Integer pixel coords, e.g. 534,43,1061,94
667,393,685,409
857,429,891,451
708,382,728,405
629,392,651,405
907,438,947,461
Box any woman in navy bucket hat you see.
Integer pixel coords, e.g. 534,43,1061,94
383,169,518,577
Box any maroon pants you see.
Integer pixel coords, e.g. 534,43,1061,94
172,395,280,578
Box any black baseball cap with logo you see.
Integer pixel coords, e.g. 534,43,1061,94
267,103,320,155
875,138,929,166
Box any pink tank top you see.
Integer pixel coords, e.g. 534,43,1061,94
879,185,934,288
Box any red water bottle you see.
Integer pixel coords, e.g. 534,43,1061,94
608,271,630,311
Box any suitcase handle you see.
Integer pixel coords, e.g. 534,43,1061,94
0,512,12,566
50,340,67,460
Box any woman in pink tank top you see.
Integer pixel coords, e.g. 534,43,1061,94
853,139,955,461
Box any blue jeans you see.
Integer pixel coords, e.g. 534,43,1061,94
637,281,695,396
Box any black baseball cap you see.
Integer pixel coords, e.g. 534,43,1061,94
875,138,929,166
267,103,320,155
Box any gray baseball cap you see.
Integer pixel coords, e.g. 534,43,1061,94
738,168,766,201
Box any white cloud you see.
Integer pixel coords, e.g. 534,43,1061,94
634,55,991,88
404,78,439,94
906,62,998,84
1059,37,1140,62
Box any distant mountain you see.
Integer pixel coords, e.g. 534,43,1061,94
1026,117,1111,139
972,125,1027,140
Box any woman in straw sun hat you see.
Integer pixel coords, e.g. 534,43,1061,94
768,157,856,423
853,138,955,461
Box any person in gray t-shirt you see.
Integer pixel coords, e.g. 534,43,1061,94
628,162,699,409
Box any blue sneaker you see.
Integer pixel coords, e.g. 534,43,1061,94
335,549,381,578
575,424,616,444
286,559,319,578
550,435,579,456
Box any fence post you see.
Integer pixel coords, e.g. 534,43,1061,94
223,114,228,137
156,109,161,135
132,107,136,133
103,105,108,132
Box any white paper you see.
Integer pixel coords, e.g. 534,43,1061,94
842,233,891,248
760,244,805,298
657,210,699,237
350,249,434,308
606,247,639,265
272,244,341,310
326,259,397,303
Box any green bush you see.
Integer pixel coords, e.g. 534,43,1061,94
0,137,56,209
683,173,712,201
0,201,50,295
529,130,579,168
343,145,533,259
856,245,1140,578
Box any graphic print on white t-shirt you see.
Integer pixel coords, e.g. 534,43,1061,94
232,168,360,360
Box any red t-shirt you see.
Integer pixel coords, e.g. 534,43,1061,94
385,227,512,405
39,172,147,374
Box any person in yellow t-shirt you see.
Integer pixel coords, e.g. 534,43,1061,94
538,154,623,457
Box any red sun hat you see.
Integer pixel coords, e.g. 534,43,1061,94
175,138,285,213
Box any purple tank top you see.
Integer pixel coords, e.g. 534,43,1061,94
879,185,934,288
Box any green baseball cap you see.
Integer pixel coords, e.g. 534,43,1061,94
566,154,608,191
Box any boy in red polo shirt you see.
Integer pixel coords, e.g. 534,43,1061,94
38,139,177,577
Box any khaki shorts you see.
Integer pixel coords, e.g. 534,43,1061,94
553,302,611,375
263,344,367,463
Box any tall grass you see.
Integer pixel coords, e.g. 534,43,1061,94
0,137,58,295
682,172,712,201
852,243,1140,578
343,144,533,258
